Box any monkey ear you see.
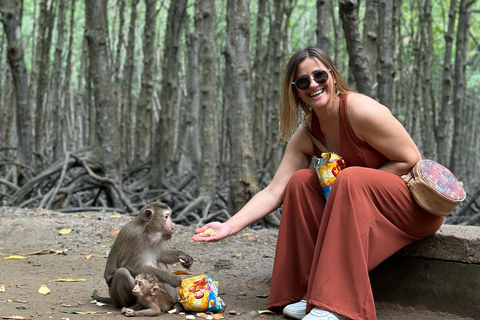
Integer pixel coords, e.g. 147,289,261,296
150,286,161,296
143,209,154,221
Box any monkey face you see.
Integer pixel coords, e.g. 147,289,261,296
160,210,175,239
132,274,158,297
132,279,145,297
141,202,175,240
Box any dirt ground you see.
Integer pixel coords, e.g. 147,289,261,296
0,207,474,320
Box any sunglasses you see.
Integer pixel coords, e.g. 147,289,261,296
292,70,330,91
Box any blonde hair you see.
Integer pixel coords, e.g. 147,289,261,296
279,46,349,141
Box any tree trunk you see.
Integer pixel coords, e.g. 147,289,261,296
282,0,295,53
264,1,284,179
1,71,14,151
224,0,258,214
450,0,471,180
339,0,376,99
65,0,77,151
330,1,340,65
376,0,394,108
34,0,56,153
112,0,125,120
465,98,477,185
419,0,436,159
185,17,202,170
0,0,33,166
152,0,188,187
52,0,66,160
121,0,139,165
316,0,331,55
252,0,267,177
391,0,401,118
84,0,122,207
0,32,4,139
437,0,457,166
134,0,158,163
363,0,378,84
197,0,217,203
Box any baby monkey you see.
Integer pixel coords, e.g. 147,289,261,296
121,273,176,317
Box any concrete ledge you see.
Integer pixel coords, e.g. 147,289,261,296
370,225,480,319
397,224,480,264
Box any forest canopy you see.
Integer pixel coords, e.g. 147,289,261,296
0,0,479,226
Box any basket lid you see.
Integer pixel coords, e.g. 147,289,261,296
418,160,466,201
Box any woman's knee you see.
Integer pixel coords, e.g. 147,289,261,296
335,166,368,185
286,169,318,192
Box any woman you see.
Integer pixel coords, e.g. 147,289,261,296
192,46,444,320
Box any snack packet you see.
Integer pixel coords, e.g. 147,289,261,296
315,152,346,199
178,274,226,312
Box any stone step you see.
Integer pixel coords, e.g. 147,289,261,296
370,225,480,319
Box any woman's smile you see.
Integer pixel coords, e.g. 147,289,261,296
309,88,325,98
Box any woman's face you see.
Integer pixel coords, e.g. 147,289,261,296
293,57,334,108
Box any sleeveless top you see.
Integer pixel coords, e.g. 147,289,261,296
310,94,387,169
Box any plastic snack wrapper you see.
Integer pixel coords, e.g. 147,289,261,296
315,152,346,199
178,274,226,312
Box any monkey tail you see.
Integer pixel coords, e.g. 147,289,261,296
92,289,114,305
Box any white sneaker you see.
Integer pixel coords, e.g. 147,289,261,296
302,307,347,320
283,300,307,319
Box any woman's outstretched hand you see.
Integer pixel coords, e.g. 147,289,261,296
192,222,233,242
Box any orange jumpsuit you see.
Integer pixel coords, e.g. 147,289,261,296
266,95,444,320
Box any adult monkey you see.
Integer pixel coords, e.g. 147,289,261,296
92,202,193,308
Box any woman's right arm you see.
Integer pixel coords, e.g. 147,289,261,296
192,124,314,242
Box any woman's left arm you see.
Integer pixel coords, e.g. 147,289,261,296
347,93,422,176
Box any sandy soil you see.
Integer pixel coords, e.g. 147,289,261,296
0,207,474,320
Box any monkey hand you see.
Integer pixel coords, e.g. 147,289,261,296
121,307,135,317
178,253,193,269
167,274,183,287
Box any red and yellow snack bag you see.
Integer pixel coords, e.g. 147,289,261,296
178,274,226,312
315,152,346,199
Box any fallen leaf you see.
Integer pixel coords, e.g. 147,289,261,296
50,278,86,282
37,285,51,295
110,230,119,236
3,256,26,260
85,255,92,260
0,284,4,292
110,214,122,218
74,213,89,218
58,228,72,235
258,310,275,314
61,310,96,315
55,249,68,255
0,316,29,319
11,300,28,304
172,270,191,275
29,249,55,255
232,253,244,258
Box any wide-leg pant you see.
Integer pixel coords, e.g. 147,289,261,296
267,167,444,320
